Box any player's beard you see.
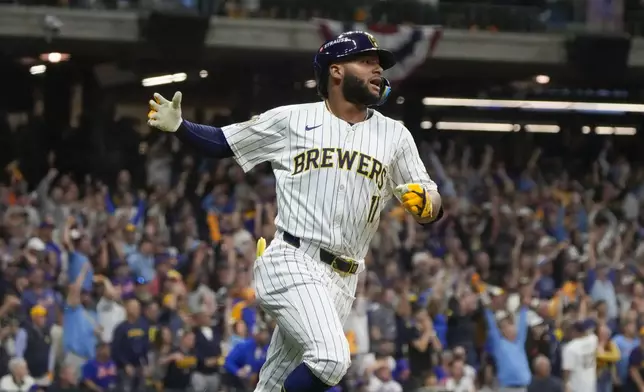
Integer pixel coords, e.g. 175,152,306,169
341,73,380,106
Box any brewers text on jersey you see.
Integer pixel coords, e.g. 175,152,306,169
291,147,388,191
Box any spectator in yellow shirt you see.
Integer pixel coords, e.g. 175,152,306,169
596,323,620,392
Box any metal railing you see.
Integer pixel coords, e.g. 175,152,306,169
426,3,546,32
253,0,547,32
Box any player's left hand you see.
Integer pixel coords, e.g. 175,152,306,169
147,92,183,133
395,183,433,220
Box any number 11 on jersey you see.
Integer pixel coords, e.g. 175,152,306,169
367,196,381,223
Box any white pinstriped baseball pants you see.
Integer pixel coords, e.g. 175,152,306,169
252,234,360,392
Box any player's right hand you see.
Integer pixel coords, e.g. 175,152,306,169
147,91,183,133
395,183,433,219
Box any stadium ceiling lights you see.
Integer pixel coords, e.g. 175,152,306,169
39,52,70,63
436,121,520,132
524,124,560,133
426,121,636,135
422,97,644,114
141,73,187,87
29,65,46,75
582,126,636,135
534,75,550,84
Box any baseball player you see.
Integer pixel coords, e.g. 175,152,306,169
562,320,598,392
147,31,443,392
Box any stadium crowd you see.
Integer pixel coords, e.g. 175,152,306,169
0,113,644,392
1,0,636,36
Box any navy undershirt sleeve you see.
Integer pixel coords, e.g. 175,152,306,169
175,120,234,158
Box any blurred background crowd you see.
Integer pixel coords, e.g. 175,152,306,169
1,0,644,390
3,124,644,392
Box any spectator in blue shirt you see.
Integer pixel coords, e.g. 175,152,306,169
122,224,138,257
224,324,271,390
483,293,532,389
535,259,557,299
590,263,618,322
614,318,640,387
105,191,145,226
126,239,155,283
62,262,98,381
65,223,94,292
433,313,448,349
81,343,117,392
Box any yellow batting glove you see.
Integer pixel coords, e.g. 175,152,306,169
256,237,266,257
394,184,433,219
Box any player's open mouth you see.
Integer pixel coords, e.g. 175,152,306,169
369,78,381,92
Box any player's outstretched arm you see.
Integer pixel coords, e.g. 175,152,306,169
147,92,234,158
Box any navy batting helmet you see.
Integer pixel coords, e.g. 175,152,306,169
313,31,396,106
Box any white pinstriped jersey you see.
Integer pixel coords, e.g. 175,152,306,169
562,334,598,392
222,101,436,260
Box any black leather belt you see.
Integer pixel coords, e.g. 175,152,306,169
283,232,359,275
